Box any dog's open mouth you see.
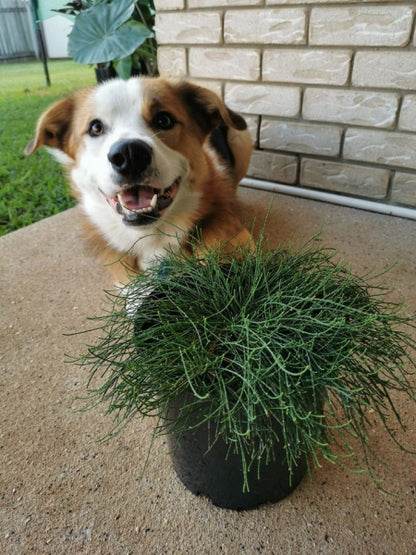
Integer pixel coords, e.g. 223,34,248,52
103,177,181,226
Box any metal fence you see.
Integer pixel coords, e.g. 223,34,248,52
0,0,37,60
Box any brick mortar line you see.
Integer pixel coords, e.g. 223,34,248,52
339,126,347,158
410,5,416,43
395,94,405,131
162,43,416,50
346,49,355,88
305,7,311,47
256,115,262,150
185,46,190,77
294,152,301,185
298,88,305,121
159,3,416,11
386,171,396,202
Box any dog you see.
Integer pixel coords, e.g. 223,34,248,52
25,77,253,286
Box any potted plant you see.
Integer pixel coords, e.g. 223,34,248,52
57,0,157,81
79,237,416,510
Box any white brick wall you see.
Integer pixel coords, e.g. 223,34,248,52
352,52,416,90
156,12,222,44
300,159,390,199
399,95,416,132
224,9,306,45
263,49,351,85
309,6,414,47
155,1,416,210
188,47,260,80
302,89,399,128
260,120,341,157
225,84,300,117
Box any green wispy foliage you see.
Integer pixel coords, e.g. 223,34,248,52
79,236,416,490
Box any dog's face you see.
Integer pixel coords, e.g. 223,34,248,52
26,78,246,238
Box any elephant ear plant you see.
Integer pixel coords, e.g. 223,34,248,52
58,0,157,79
79,237,416,507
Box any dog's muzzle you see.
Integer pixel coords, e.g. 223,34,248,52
108,139,152,183
104,139,180,226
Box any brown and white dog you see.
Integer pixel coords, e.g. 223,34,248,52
25,77,253,285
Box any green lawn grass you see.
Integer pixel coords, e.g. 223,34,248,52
0,59,96,236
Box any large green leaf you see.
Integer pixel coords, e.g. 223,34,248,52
68,0,152,64
113,55,133,80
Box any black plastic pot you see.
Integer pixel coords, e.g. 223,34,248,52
95,65,117,83
134,285,307,510
95,59,150,84
166,395,307,511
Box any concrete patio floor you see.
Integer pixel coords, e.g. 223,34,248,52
1,187,415,554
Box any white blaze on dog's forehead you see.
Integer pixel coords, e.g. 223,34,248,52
92,78,146,131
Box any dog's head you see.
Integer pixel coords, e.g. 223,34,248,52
25,77,247,229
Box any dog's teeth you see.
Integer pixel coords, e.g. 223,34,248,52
117,195,156,215
150,193,157,210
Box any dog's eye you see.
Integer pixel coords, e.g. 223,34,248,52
88,119,105,137
152,111,176,131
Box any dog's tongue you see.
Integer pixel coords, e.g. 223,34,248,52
119,186,154,211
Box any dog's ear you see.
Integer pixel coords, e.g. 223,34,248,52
178,82,247,136
24,95,76,156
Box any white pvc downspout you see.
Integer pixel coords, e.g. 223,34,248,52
241,177,416,222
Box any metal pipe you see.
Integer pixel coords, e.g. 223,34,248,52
29,0,51,87
241,177,416,221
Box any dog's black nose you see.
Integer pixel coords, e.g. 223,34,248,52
108,139,152,181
